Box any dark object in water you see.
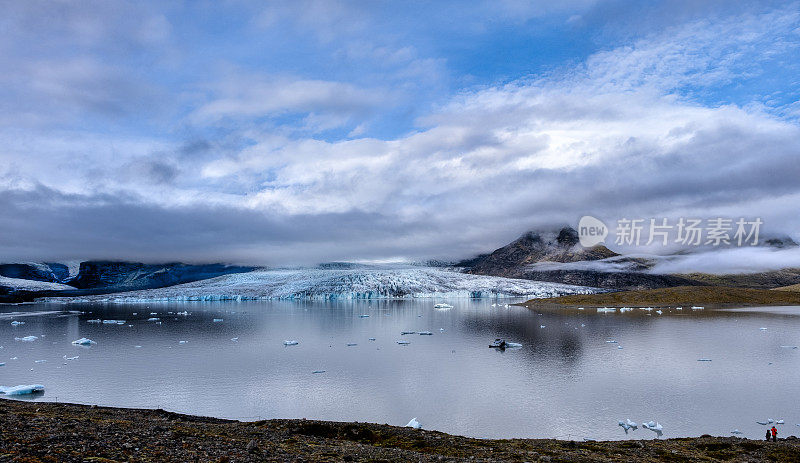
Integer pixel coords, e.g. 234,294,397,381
489,338,508,349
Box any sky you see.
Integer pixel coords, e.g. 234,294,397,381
1,0,799,265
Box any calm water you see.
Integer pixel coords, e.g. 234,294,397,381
2,300,800,440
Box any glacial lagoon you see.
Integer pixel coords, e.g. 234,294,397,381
2,300,800,441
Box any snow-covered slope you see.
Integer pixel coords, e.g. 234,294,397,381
0,276,75,291
50,266,600,302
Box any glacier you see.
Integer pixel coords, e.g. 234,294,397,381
41,265,601,302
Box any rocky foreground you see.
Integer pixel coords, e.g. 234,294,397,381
2,400,800,462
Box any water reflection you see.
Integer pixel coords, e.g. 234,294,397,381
1,301,800,440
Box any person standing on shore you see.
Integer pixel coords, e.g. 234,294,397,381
766,429,771,441
771,426,777,442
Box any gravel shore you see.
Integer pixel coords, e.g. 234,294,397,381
2,399,799,462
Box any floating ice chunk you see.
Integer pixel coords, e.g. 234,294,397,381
606,340,618,344
656,310,663,315
505,342,522,348
640,307,653,311
597,307,616,313
642,421,663,437
71,338,96,346
150,312,157,315
63,355,79,361
0,384,45,395
346,343,358,346
396,340,410,345
434,303,453,310
777,420,785,424
132,313,138,315
619,307,633,313
102,320,124,324
731,429,742,434
312,370,326,374
34,360,46,363
10,321,24,326
617,345,623,349
691,306,704,310
759,327,767,331
540,325,546,328
134,345,142,348
697,358,712,362
368,338,376,341
757,420,769,425
177,311,189,316
780,346,798,349
400,331,416,335
405,417,421,429
619,419,638,434
179,340,188,344
418,331,433,336
87,319,102,323
359,314,370,318
147,317,160,321
0,363,4,367
231,337,239,342
675,307,683,310
439,328,445,332
577,307,584,310
283,340,299,346
15,336,38,342
213,319,223,323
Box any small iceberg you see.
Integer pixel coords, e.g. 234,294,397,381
396,340,411,345
780,346,798,349
231,337,239,342
605,340,618,344
179,340,188,344
87,319,102,324
642,421,663,437
618,419,638,434
504,342,522,348
691,306,704,310
10,321,25,326
63,355,79,361
359,314,370,318
760,327,768,331
72,338,96,346
400,331,416,335
617,345,623,349
597,307,616,313
0,384,45,395
540,325,546,328
283,340,299,346
15,336,38,342
102,319,124,324
418,331,433,336
213,318,223,323
731,429,742,434
434,303,453,309
147,317,160,321
368,337,376,341
405,417,421,429
34,359,46,363
655,310,663,315
697,358,712,362
346,343,358,346
777,420,785,424
312,370,326,374
0,363,4,367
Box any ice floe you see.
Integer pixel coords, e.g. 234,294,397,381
0,384,45,395
405,417,421,429
71,338,96,346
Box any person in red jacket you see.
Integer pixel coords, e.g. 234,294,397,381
771,426,778,442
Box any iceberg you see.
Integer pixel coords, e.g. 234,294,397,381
697,358,712,362
147,317,160,321
642,421,663,437
418,331,433,336
0,384,45,395
400,331,416,335
71,337,96,346
405,417,421,429
0,363,4,367
283,340,299,346
312,370,326,374
359,314,370,318
505,342,523,348
597,307,616,313
10,321,25,326
15,336,38,342
396,340,411,345
434,303,453,309
213,318,224,323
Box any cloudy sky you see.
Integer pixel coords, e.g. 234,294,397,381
1,0,799,265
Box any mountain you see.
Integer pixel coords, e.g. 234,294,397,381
465,227,618,277
0,261,253,302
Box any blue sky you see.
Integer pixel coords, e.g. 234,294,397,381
1,0,799,264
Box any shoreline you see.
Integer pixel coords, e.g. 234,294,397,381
2,399,798,462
